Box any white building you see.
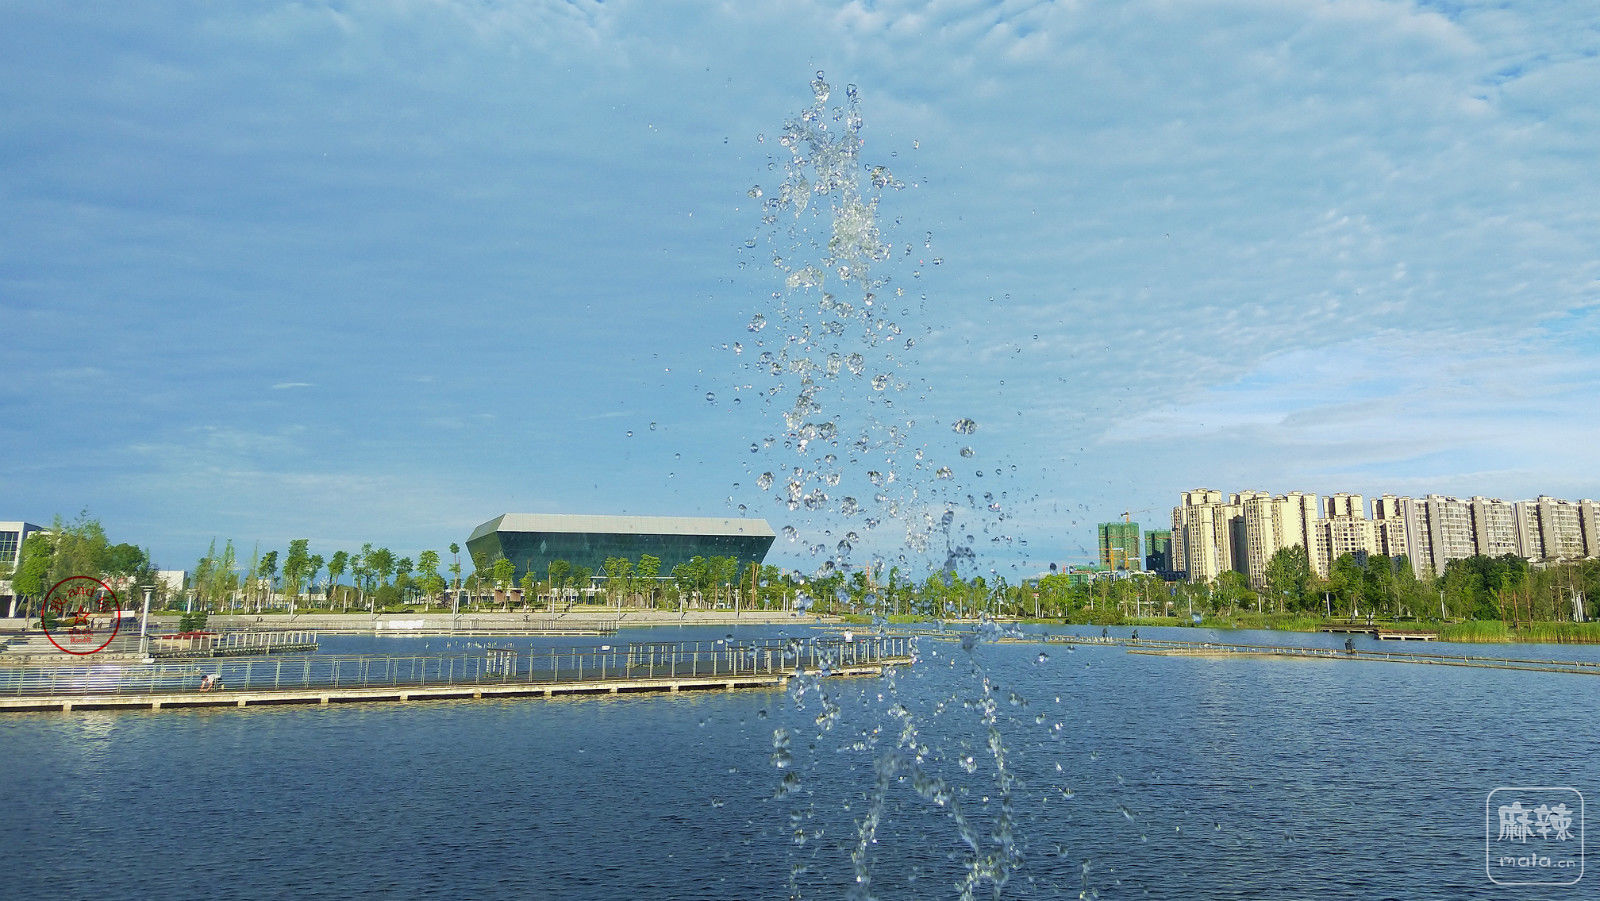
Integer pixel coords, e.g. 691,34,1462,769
1,520,47,616
1468,497,1521,558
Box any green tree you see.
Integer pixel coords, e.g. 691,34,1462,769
194,539,239,612
327,550,350,611
47,511,108,588
306,554,325,607
448,543,462,595
396,556,415,600
282,539,311,607
603,556,633,608
569,565,592,605
11,532,53,617
368,547,395,588
354,543,374,599
417,550,441,606
491,556,516,598
102,543,149,579
1264,545,1312,612
636,554,661,608
258,550,279,611
547,559,572,608
1215,570,1254,614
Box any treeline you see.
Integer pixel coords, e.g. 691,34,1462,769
3,512,154,617
190,540,466,613
1246,547,1600,623
1013,550,1600,625
468,553,796,611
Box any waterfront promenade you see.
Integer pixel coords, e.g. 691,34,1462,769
0,635,913,713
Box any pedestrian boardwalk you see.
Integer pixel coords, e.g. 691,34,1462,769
0,636,914,712
1033,634,1600,675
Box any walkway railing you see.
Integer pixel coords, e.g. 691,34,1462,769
150,630,318,657
0,636,914,699
1039,634,1600,674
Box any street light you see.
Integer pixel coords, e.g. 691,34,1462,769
139,585,153,661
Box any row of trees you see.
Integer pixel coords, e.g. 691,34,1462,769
3,512,154,617
1251,548,1599,623
189,540,467,613
463,553,825,613
11,511,1594,626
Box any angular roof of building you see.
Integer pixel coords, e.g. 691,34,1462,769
468,513,776,543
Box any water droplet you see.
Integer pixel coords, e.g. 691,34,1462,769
748,185,763,198
747,313,767,332
951,418,977,435
705,392,716,403
960,446,975,458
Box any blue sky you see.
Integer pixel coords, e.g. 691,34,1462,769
3,1,1596,579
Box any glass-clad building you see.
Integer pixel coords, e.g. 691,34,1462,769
466,513,776,583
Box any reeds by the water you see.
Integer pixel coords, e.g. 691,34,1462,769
1438,620,1600,644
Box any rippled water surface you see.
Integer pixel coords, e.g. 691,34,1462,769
3,625,1596,899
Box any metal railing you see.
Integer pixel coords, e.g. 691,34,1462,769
150,630,318,657
0,636,914,699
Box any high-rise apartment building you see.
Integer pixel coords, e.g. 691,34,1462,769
1423,495,1474,578
1518,496,1588,560
1371,496,1411,563
1173,488,1599,585
1580,500,1600,558
1144,530,1173,573
1097,521,1142,571
1240,491,1318,588
1172,489,1241,584
1310,494,1376,575
1468,497,1520,557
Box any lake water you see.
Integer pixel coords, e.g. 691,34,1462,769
2,623,1595,899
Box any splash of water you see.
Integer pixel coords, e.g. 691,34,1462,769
736,71,1018,588
745,73,1040,900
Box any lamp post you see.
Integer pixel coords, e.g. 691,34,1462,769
139,585,153,661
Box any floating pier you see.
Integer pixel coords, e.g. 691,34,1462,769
150,630,319,658
0,636,914,713
1026,635,1600,675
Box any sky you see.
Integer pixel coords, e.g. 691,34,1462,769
3,0,1597,579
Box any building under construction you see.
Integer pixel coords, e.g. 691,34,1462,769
1097,520,1142,571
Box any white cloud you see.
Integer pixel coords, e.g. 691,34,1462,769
4,0,1598,574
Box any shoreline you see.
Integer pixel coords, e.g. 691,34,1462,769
836,613,1600,645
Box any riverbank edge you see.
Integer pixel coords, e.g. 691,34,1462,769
832,613,1600,645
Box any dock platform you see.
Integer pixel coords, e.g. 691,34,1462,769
0,636,914,713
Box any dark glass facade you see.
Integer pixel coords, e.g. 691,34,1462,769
467,521,775,584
